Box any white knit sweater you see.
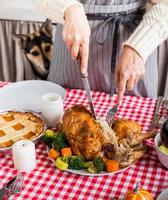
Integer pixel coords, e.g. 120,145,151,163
34,0,168,62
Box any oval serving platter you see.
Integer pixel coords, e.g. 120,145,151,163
0,80,66,112
46,146,135,176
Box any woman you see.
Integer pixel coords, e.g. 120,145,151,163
34,0,168,104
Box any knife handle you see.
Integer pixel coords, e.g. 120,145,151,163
155,96,164,114
77,53,88,77
81,73,88,78
0,188,7,200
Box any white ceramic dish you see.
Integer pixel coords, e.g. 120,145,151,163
156,188,168,200
65,166,131,176
46,147,133,176
0,80,66,112
154,133,168,169
0,110,47,153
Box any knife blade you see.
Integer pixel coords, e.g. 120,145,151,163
0,176,16,200
149,96,164,131
81,74,97,119
77,53,97,119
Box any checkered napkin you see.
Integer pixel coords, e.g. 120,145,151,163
0,83,168,200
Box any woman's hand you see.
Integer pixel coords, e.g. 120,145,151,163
63,4,90,74
115,46,145,105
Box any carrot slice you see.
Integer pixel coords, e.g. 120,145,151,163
61,147,72,156
105,159,119,172
48,148,60,160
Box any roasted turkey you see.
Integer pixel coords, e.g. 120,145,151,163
112,119,142,141
58,105,119,160
112,119,156,147
58,105,155,167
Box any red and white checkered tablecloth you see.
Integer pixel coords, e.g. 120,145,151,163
0,81,168,200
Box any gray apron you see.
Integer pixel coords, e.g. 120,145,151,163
48,0,158,98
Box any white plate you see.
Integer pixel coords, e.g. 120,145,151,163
46,147,132,176
156,188,168,200
0,80,66,112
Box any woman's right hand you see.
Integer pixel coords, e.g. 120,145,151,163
63,4,90,74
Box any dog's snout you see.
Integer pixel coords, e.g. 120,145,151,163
45,62,50,70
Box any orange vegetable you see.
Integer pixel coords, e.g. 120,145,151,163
124,183,154,200
104,159,119,172
48,148,60,160
61,147,72,156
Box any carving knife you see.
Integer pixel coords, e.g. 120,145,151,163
149,96,164,131
77,54,97,119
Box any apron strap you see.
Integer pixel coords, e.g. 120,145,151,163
87,9,145,95
87,10,144,45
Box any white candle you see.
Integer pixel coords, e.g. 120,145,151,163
12,140,36,172
41,93,64,127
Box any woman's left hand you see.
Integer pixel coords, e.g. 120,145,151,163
115,46,145,105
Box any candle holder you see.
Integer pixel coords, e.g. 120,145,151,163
12,140,36,172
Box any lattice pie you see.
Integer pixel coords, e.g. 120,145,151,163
0,111,45,148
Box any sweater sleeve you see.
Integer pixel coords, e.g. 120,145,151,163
124,0,168,62
33,0,83,24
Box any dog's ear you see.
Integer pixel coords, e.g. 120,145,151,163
40,19,53,37
12,34,29,49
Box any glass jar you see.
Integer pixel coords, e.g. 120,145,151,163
41,93,64,128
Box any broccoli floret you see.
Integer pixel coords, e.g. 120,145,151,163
93,157,105,173
84,162,97,173
84,159,104,174
52,132,69,151
87,166,97,173
83,161,94,168
41,129,55,147
66,156,84,170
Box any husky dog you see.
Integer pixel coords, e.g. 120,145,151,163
13,19,53,80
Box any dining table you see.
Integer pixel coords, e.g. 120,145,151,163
0,81,168,200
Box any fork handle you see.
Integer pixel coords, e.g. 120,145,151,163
0,187,8,200
155,96,163,113
109,116,115,127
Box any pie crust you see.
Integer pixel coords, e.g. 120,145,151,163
0,111,45,148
